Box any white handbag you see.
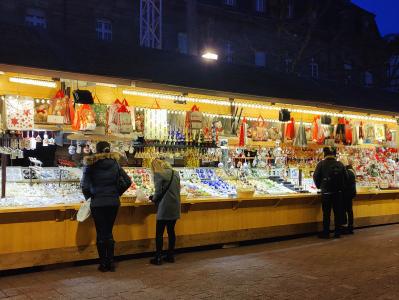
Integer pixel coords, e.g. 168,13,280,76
77,199,91,222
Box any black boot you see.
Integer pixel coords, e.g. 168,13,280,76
318,232,330,239
105,239,116,272
150,254,162,266
164,250,175,263
96,241,108,272
334,227,342,239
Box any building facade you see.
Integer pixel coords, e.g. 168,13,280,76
0,0,392,90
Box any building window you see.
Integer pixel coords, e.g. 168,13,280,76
255,51,266,67
364,71,373,86
387,55,399,91
344,63,352,71
177,32,188,54
287,0,294,18
285,57,293,73
310,58,319,79
96,19,113,41
25,8,47,28
255,0,266,12
225,41,233,63
224,0,236,6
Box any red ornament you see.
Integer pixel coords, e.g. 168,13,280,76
11,118,19,126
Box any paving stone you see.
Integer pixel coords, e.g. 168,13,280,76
4,225,399,299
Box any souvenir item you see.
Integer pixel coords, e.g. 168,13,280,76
117,100,134,134
352,124,359,145
34,99,50,123
72,104,96,131
35,134,42,143
293,121,307,147
76,142,82,154
83,144,91,154
48,90,68,124
251,115,268,141
359,122,365,144
345,120,353,145
5,96,34,130
278,109,290,122
23,132,30,150
48,136,55,145
73,90,94,104
68,143,76,155
43,132,49,147
365,124,375,143
312,116,320,142
144,109,168,140
385,124,393,142
90,142,97,154
321,115,332,125
285,117,295,141
374,124,385,141
135,110,144,132
187,105,203,130
92,103,108,127
335,117,346,144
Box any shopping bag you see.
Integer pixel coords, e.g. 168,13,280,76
107,99,122,133
285,117,295,140
116,99,133,134
252,115,268,141
92,103,108,127
186,105,203,130
48,90,68,124
5,96,34,130
34,99,50,124
72,104,96,131
77,199,91,222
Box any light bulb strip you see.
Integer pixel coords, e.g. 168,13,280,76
134,106,312,125
123,89,397,124
96,82,117,88
9,77,57,88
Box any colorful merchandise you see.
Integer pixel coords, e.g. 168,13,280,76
5,96,34,130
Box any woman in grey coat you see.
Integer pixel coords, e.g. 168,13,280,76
149,159,181,265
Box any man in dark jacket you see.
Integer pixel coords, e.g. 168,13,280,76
313,147,348,239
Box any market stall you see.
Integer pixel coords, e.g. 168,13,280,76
1,68,399,271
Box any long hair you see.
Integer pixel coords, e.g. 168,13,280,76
151,159,172,174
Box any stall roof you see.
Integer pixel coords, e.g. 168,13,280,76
0,23,398,114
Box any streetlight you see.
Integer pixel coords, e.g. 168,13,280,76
202,51,218,60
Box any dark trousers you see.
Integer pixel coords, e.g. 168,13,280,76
322,193,343,234
91,206,119,242
156,220,177,256
344,196,354,228
91,206,119,265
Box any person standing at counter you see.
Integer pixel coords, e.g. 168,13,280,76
81,141,131,272
343,158,356,234
313,147,348,239
149,159,181,265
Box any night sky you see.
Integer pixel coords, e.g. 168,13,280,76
352,0,399,36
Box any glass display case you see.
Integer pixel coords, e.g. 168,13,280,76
1,166,84,208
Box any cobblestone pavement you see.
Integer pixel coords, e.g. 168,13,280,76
2,225,399,299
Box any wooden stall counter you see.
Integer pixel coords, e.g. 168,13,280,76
1,190,399,271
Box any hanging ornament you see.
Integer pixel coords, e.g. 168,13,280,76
239,117,246,147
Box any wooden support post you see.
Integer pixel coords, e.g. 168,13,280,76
1,154,7,198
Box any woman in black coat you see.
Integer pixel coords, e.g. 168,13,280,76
81,141,131,272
